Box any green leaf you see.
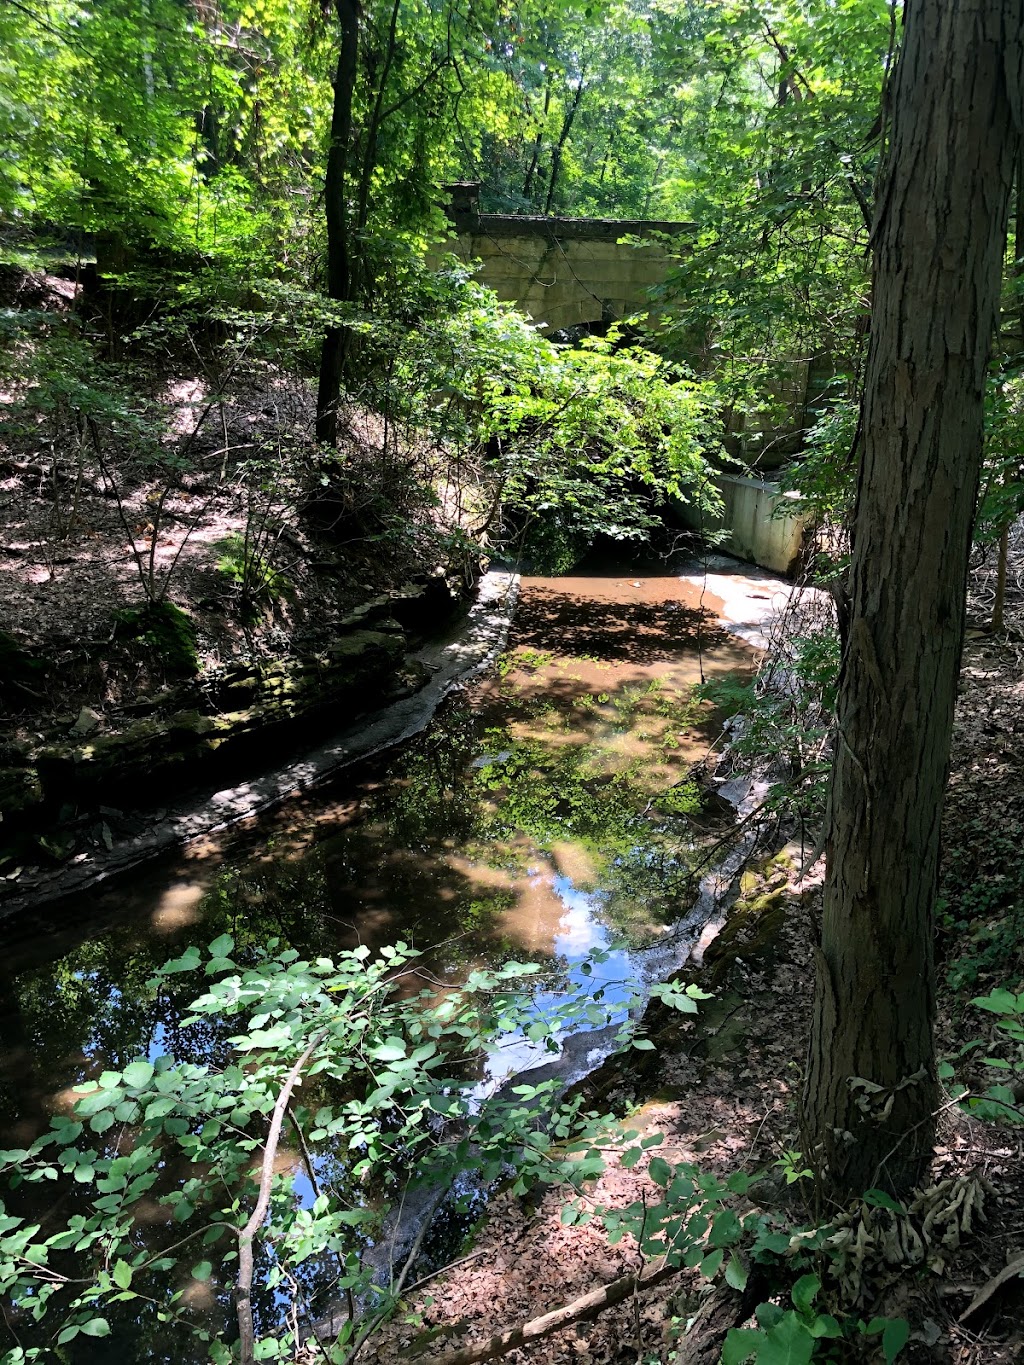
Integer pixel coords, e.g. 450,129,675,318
80,1318,110,1338
113,1261,133,1290
759,1312,814,1365
208,934,234,959
863,1189,905,1213
161,947,202,974
700,1249,724,1278
809,1314,842,1340
790,1273,820,1316
972,989,1021,1015
882,1318,910,1362
708,1209,742,1248
631,1038,656,1051
756,1303,784,1330
725,1253,748,1290
722,1328,763,1364
123,1060,155,1090
191,1261,213,1281
647,1156,672,1186
368,1040,407,1062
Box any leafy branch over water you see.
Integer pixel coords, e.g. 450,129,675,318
0,934,671,1362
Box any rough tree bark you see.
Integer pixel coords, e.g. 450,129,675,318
801,0,1023,1197
316,0,360,449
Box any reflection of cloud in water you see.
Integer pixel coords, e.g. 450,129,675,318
481,871,638,1093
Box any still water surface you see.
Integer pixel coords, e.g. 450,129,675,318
0,565,759,1358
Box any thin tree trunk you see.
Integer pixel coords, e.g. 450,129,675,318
543,72,586,217
992,526,1009,633
353,0,401,290
316,0,360,449
522,74,552,203
801,0,1023,1199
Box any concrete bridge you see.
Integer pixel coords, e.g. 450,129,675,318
439,183,692,334
435,184,817,576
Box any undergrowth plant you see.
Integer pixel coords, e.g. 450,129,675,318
0,936,662,1363
5,933,1020,1361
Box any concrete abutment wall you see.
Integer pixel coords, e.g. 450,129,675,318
432,182,691,334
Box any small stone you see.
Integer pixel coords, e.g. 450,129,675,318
70,707,102,737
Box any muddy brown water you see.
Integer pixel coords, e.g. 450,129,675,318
0,564,759,1360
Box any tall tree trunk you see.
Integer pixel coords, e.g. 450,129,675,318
543,73,586,217
522,74,552,204
316,0,360,449
801,0,1023,1199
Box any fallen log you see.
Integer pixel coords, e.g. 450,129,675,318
415,1258,765,1365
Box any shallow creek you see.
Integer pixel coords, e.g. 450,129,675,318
0,558,783,1357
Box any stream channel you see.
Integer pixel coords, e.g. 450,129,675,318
0,554,787,1360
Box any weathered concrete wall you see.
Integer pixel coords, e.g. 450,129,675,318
443,229,681,333
682,474,811,576
433,183,693,333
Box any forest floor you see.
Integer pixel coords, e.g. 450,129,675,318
362,528,1024,1365
1,267,476,894
0,267,454,736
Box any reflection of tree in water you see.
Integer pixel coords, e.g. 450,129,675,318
0,652,740,1359
0,857,392,1362
300,696,713,950
374,700,480,847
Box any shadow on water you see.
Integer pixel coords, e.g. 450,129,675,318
512,577,732,664
0,564,758,1359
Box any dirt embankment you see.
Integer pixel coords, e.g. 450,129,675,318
0,266,485,908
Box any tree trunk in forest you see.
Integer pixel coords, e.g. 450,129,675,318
522,74,552,203
316,0,360,450
801,1,1023,1198
353,0,401,293
543,73,585,217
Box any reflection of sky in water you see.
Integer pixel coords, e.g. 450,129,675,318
147,1021,168,1063
542,874,634,1015
481,870,638,1091
293,1169,316,1211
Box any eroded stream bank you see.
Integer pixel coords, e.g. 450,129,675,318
0,555,789,1359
